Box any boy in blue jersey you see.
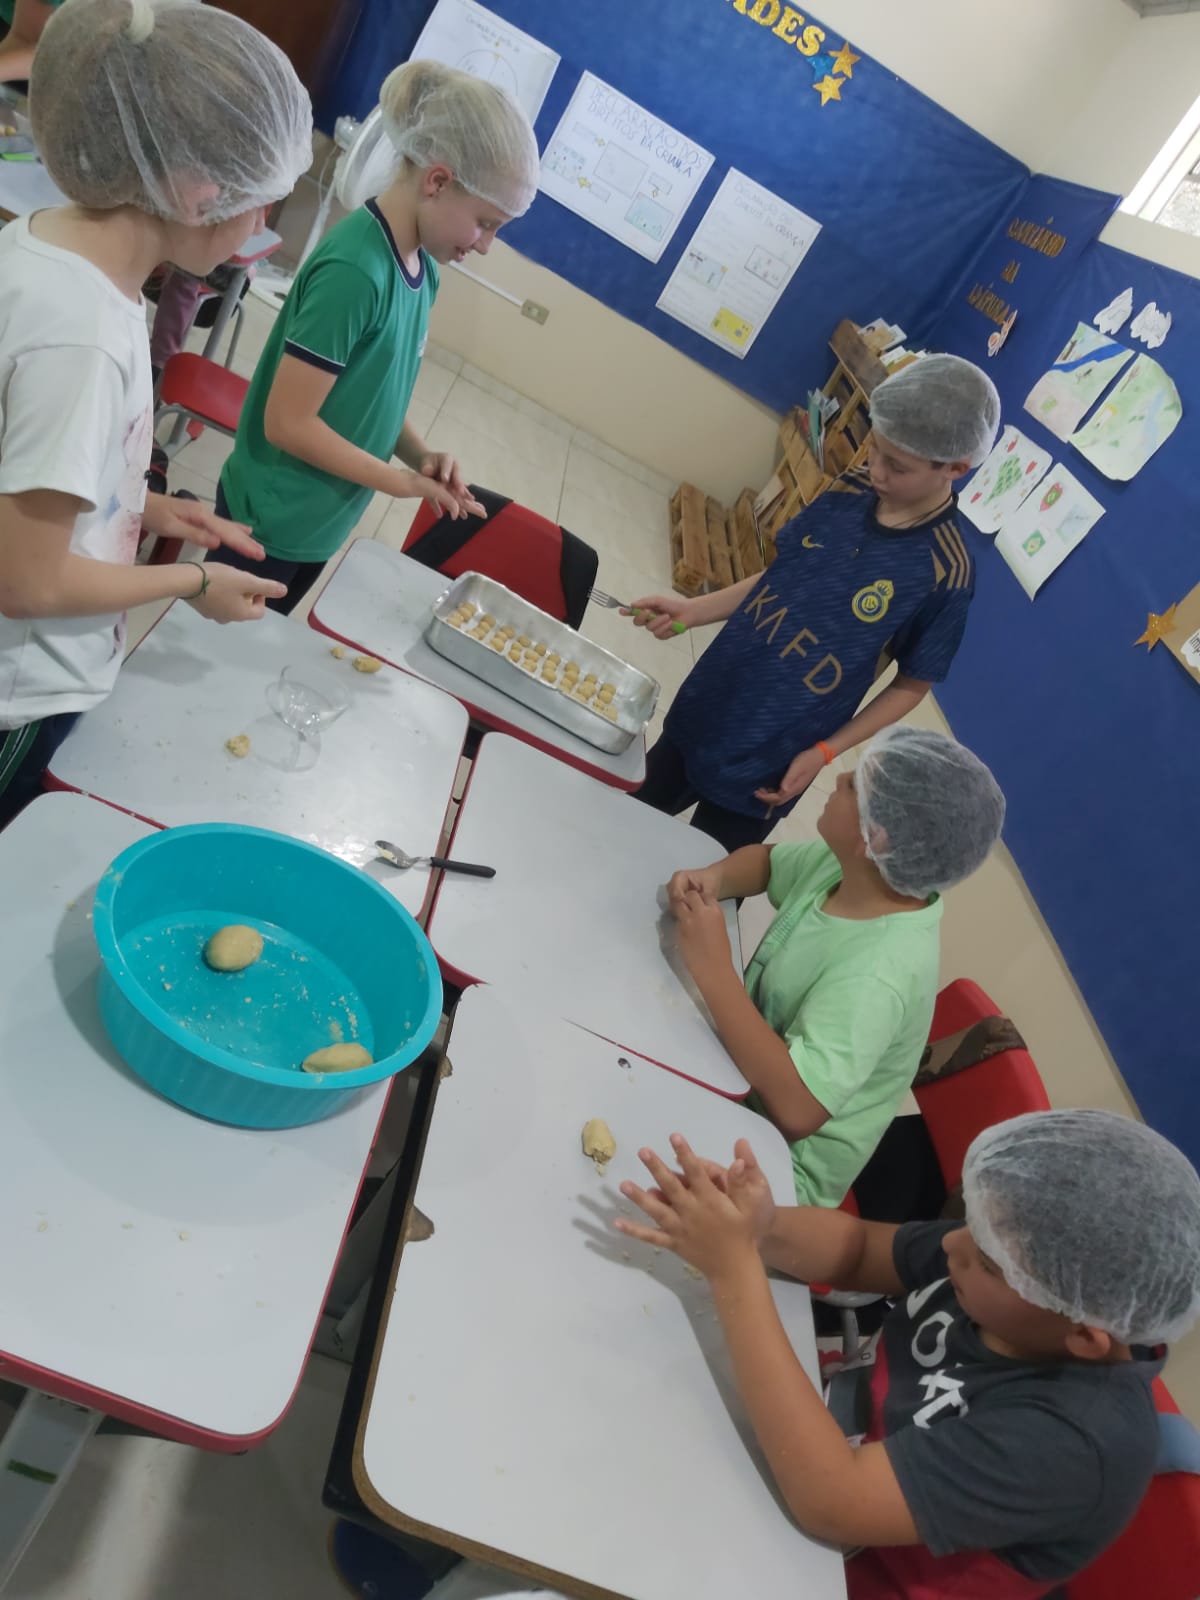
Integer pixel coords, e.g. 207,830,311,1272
630,355,1001,851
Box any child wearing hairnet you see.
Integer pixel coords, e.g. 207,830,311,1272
0,0,312,827
631,354,1001,852
616,1110,1200,1597
666,726,1005,1206
215,60,540,614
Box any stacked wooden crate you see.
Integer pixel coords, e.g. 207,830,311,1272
669,484,763,597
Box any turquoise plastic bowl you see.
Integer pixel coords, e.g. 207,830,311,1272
93,823,443,1129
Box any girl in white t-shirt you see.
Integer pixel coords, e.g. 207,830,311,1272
0,0,312,824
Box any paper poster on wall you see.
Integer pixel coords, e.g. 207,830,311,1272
655,170,821,358
959,425,1052,534
1069,353,1182,481
1022,323,1133,441
539,72,714,262
410,0,560,124
994,466,1105,598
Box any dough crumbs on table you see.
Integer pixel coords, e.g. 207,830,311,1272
329,645,346,659
178,1230,190,1241
225,733,251,759
352,655,383,674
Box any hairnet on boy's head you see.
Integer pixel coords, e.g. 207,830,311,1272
31,0,312,224
380,59,540,219
870,353,1001,468
855,726,1004,898
963,1109,1200,1346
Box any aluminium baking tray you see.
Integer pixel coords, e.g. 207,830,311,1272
424,573,659,755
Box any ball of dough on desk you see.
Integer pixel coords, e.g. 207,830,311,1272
534,642,547,657
459,601,478,617
582,1118,616,1171
352,655,383,673
302,1042,373,1075
224,733,251,759
204,925,263,972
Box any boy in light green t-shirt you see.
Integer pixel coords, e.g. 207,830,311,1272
216,59,540,614
664,726,1005,1205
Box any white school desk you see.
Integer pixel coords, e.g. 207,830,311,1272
426,733,748,1099
353,986,847,1600
0,793,394,1583
308,539,646,791
49,603,469,923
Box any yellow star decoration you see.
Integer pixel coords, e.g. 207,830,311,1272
1135,603,1179,650
814,74,843,107
831,41,860,78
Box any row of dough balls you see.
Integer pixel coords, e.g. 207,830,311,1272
444,602,620,720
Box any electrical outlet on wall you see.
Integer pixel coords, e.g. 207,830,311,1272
521,300,549,325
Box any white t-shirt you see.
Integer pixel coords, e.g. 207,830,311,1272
0,215,153,729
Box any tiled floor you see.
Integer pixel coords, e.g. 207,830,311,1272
27,293,1194,1598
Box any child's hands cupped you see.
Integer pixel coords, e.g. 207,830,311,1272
666,865,722,908
397,468,468,520
673,888,732,978
614,1135,764,1280
755,745,827,807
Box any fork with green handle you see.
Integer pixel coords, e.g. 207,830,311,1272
589,587,688,634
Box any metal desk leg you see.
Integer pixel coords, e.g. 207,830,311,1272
200,266,249,363
0,1391,102,1591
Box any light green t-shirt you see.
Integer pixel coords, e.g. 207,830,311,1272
744,839,942,1208
220,201,439,561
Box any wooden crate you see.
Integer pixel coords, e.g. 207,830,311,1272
669,483,711,596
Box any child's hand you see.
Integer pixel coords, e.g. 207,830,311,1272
674,888,733,981
666,864,723,908
188,562,287,623
142,492,265,562
395,468,468,520
634,1137,777,1243
755,745,828,806
625,593,695,639
615,1135,764,1281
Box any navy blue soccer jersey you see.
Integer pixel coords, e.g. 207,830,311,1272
664,478,975,817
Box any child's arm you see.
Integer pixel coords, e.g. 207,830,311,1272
0,491,285,619
263,356,465,518
629,573,760,639
667,843,772,904
394,420,485,519
617,1138,918,1547
669,888,828,1138
755,674,930,806
0,0,55,81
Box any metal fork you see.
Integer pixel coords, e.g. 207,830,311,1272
589,587,687,635
376,840,496,878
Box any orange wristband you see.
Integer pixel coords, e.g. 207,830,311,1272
816,740,836,765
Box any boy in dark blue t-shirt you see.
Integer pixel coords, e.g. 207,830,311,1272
630,354,1001,851
615,1109,1200,1600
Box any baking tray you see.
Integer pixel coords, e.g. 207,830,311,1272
424,573,659,754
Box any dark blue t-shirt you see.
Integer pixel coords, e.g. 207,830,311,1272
664,476,975,817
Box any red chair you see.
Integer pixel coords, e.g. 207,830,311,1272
1067,1380,1200,1598
153,353,249,459
402,485,598,628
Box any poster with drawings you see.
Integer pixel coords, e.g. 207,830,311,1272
959,425,1052,535
539,72,714,262
994,465,1105,599
410,0,560,124
1022,322,1134,442
656,170,821,357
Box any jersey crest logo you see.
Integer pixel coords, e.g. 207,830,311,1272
852,579,894,623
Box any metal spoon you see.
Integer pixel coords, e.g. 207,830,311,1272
376,839,496,878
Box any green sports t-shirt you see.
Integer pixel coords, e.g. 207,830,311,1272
744,839,942,1208
220,200,439,561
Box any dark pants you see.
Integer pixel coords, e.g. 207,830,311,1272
213,482,326,616
0,712,81,830
633,735,776,854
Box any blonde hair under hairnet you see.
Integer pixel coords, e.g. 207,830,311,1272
31,0,312,224
963,1109,1200,1346
870,353,1001,469
380,59,539,219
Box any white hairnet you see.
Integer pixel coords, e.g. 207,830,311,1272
856,726,1005,898
963,1110,1200,1346
870,353,1001,469
31,0,312,224
381,59,539,219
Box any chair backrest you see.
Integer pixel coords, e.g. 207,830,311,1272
1066,1379,1200,1600
402,486,598,628
914,978,1051,1190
